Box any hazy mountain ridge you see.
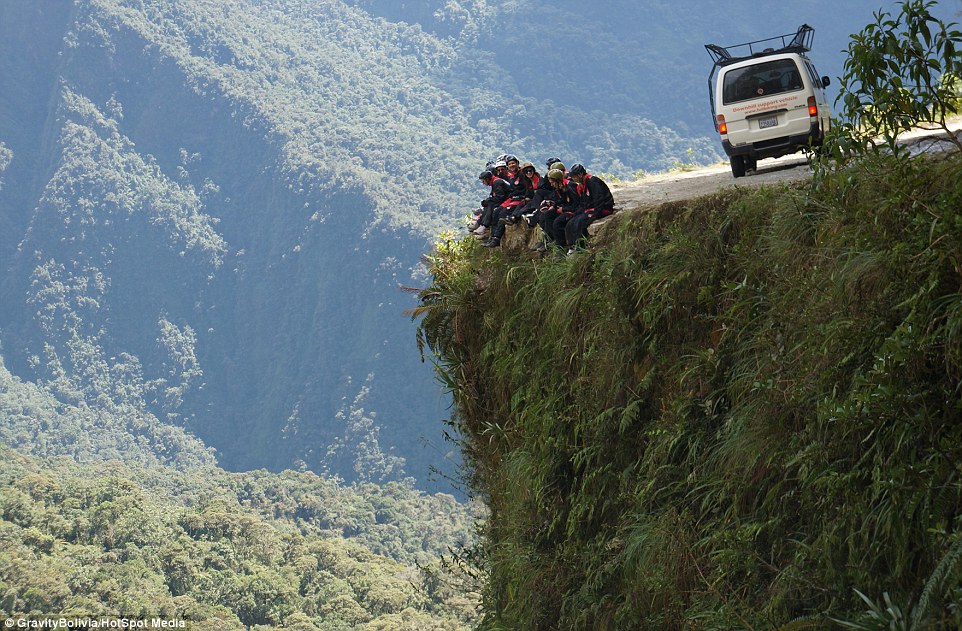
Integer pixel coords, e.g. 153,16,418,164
3,0,453,482
4,85,226,466
78,0,483,234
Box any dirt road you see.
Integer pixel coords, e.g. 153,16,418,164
610,154,810,211
609,120,962,213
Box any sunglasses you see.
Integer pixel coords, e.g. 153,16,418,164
523,168,535,173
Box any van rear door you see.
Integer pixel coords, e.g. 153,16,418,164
720,57,810,143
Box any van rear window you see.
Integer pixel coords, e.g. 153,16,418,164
722,59,804,104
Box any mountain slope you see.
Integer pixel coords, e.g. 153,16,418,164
1,0,462,482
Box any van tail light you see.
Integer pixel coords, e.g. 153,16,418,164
717,115,728,135
807,96,818,117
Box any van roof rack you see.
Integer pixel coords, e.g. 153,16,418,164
705,24,814,68
704,25,816,129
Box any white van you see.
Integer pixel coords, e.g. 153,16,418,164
706,25,832,177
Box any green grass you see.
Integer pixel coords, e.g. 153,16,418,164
416,151,962,630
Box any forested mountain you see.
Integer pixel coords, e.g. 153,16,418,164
0,445,482,628
1,0,954,486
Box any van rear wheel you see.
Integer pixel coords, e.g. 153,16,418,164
730,156,746,178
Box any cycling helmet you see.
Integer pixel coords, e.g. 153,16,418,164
504,154,519,163
568,163,587,178
545,157,562,167
479,170,493,181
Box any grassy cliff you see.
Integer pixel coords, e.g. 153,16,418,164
416,152,962,629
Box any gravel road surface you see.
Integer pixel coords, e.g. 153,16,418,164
610,120,961,213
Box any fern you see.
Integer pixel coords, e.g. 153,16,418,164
912,535,962,627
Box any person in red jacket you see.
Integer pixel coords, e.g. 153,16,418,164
563,163,615,250
484,158,546,247
497,155,526,215
503,162,541,224
503,155,523,188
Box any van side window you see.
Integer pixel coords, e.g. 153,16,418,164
722,58,805,104
804,61,822,89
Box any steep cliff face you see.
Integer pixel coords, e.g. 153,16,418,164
417,154,962,628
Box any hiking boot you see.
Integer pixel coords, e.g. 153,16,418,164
471,225,489,237
499,216,517,226
481,237,501,248
522,213,536,227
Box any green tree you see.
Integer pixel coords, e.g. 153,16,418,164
826,0,962,162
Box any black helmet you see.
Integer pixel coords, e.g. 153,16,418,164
545,157,562,167
569,163,587,177
479,170,493,181
505,154,519,163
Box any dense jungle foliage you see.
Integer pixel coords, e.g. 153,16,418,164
414,4,962,627
0,444,482,629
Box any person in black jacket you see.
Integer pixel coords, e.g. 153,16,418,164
484,160,544,248
563,163,615,249
543,167,583,248
500,162,540,225
472,170,512,239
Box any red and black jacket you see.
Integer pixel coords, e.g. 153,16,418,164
481,176,512,209
500,169,527,208
577,173,614,218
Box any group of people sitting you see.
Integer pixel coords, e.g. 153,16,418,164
468,154,615,251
